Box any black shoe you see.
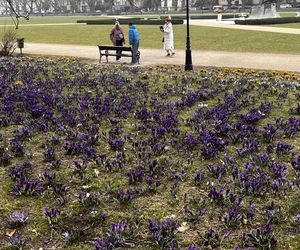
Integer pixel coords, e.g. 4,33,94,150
166,54,171,57
171,52,175,56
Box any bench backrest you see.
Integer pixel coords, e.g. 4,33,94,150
98,45,132,51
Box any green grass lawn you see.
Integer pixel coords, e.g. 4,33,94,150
268,22,300,28
278,12,297,17
1,15,300,54
2,23,299,54
265,12,300,28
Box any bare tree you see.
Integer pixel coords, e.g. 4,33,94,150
181,0,185,10
32,0,51,14
86,0,98,12
126,0,136,12
34,0,43,14
226,0,234,9
172,0,179,11
69,0,80,13
49,0,62,13
104,0,116,12
154,0,163,12
194,0,207,9
142,0,164,12
4,0,36,29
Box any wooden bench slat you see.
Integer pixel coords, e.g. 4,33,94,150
98,45,132,52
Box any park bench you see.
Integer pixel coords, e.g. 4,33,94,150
97,45,140,64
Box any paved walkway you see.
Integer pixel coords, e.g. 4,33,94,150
189,19,300,34
23,42,300,72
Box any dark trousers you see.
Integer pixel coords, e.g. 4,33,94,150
116,40,123,60
131,41,139,64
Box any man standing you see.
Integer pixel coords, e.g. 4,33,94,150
162,16,175,57
128,23,140,64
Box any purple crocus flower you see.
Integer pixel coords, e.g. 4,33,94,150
108,139,125,150
6,211,29,228
187,243,201,250
6,232,26,249
43,207,60,225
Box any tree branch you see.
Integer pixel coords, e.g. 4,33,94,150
6,0,36,29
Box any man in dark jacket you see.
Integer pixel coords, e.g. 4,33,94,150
128,23,140,64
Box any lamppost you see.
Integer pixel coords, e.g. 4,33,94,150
185,0,193,71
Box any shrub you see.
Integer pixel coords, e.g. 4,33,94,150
235,16,300,25
0,27,17,56
160,15,235,20
77,17,143,23
79,19,184,25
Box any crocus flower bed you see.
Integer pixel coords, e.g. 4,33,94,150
0,56,300,249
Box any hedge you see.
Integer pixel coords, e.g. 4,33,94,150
234,16,300,25
79,19,184,25
191,14,235,19
159,15,186,20
77,17,143,24
160,14,236,20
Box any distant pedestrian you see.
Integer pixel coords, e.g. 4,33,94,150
161,16,175,56
128,23,140,64
110,21,125,62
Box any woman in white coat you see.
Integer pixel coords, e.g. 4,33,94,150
161,17,175,56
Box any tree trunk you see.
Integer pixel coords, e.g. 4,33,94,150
21,0,28,13
34,0,42,14
129,0,135,13
155,0,159,12
181,0,185,11
241,0,245,11
86,0,97,13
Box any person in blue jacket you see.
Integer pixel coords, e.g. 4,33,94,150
128,23,140,64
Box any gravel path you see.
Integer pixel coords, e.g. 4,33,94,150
23,42,300,72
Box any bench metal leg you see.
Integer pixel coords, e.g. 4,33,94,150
105,50,109,63
137,51,140,64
